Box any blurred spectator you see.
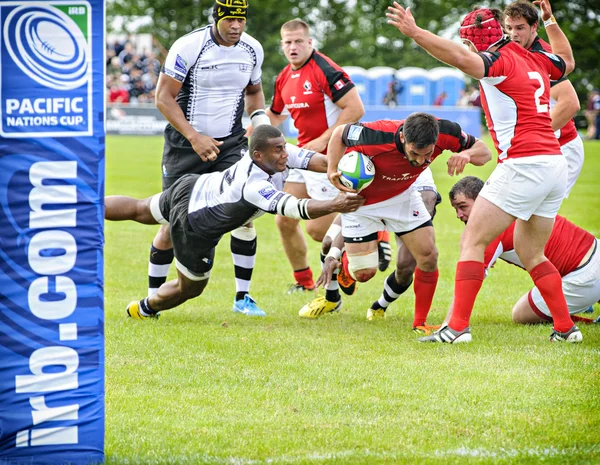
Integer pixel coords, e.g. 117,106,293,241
106,38,161,104
109,83,130,103
457,88,470,107
383,76,403,107
467,85,481,108
433,91,447,106
585,89,599,140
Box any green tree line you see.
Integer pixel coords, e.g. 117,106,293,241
108,0,600,103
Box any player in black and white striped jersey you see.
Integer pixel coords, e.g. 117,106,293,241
108,126,365,318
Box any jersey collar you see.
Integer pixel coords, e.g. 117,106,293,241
291,49,316,71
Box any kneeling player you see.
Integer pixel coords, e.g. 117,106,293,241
106,126,365,319
446,176,599,325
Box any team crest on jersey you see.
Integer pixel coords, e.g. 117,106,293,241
303,80,312,92
259,187,277,200
413,210,419,217
346,125,363,141
174,54,187,75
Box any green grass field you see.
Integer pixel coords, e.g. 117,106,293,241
104,135,600,465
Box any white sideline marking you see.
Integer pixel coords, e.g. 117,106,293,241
111,445,600,464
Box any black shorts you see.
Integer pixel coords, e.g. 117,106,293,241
161,125,248,190
159,174,217,276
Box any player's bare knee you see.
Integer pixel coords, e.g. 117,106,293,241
348,250,379,282
306,227,325,242
354,268,377,282
154,225,172,249
276,214,299,233
179,280,206,301
416,247,438,272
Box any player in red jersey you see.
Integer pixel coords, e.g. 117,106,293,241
504,0,583,197
447,176,599,324
387,0,582,343
265,19,367,294
306,113,491,330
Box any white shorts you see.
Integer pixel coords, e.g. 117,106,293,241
479,155,567,220
411,167,437,193
341,188,431,238
561,136,584,198
286,169,339,201
529,240,600,318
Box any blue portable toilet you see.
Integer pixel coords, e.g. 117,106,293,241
343,66,369,105
367,66,397,106
397,67,431,106
430,67,466,106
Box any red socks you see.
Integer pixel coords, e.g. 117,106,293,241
293,267,315,290
413,268,439,327
530,261,573,332
449,261,485,331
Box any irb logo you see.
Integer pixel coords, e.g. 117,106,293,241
0,2,92,137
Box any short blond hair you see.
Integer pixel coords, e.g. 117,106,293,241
281,18,310,36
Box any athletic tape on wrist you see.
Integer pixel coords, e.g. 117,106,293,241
326,247,342,261
544,16,557,28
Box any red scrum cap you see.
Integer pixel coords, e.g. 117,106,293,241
459,8,505,52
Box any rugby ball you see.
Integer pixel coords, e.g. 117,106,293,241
338,151,375,192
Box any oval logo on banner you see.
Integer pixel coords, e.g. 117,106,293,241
3,4,88,90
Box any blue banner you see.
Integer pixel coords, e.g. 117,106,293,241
0,1,105,464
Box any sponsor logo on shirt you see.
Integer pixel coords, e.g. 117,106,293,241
286,102,310,109
259,187,277,200
334,79,345,90
346,125,363,141
291,96,296,103
291,73,300,79
174,54,187,75
382,173,418,181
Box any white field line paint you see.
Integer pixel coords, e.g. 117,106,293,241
110,444,600,464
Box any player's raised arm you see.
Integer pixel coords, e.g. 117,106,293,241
533,0,575,74
386,2,486,79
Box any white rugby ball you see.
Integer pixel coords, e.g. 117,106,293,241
338,151,375,192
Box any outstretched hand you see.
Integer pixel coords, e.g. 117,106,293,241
532,0,553,21
386,2,419,38
316,256,340,289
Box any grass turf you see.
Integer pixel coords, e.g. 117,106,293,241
104,135,600,464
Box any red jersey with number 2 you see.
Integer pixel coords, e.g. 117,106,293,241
477,42,566,161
